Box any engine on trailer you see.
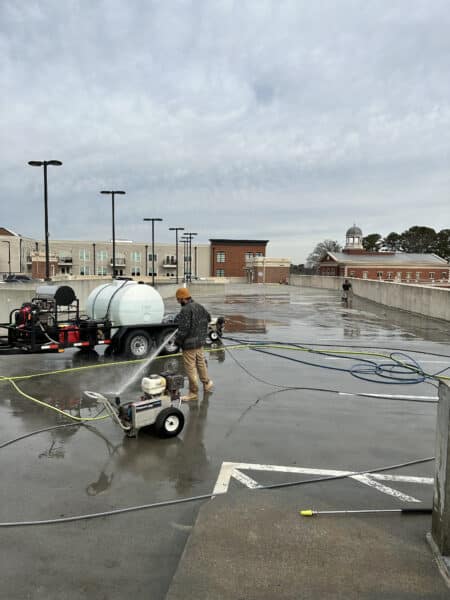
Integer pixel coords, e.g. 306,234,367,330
10,285,81,349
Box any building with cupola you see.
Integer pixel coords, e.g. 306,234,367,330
318,225,449,284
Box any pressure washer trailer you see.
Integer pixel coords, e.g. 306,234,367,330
83,372,185,438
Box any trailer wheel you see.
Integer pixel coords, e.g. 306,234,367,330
124,330,153,359
162,337,180,355
209,330,219,341
154,407,185,438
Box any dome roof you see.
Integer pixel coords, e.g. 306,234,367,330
346,225,362,237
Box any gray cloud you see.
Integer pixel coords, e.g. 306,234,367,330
1,0,450,261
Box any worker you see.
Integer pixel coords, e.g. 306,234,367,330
342,279,352,303
174,287,214,401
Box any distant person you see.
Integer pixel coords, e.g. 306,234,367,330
342,279,352,302
174,287,214,401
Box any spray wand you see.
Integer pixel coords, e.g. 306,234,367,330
300,507,432,517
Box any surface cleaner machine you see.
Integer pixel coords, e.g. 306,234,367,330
83,330,186,438
83,372,185,438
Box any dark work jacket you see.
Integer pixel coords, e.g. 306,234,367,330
174,299,211,350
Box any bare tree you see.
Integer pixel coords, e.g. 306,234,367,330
306,239,341,271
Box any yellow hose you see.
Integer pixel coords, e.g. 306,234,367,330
0,341,448,423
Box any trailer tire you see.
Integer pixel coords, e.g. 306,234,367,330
209,330,219,341
123,329,154,359
162,337,180,355
154,407,185,438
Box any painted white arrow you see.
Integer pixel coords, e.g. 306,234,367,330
213,462,433,503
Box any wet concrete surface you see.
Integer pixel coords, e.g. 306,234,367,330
0,284,448,598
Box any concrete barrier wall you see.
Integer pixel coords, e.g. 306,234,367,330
290,275,450,321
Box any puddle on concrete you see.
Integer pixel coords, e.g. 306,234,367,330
224,293,290,305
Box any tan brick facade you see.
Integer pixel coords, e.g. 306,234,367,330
245,257,290,284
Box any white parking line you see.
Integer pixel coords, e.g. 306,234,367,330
338,392,437,401
213,462,433,503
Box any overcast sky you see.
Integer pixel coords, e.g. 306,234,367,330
1,1,450,262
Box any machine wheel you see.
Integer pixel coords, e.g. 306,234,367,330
124,330,153,359
154,407,185,438
209,330,219,341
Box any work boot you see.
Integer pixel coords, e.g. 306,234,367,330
204,380,214,392
181,392,198,402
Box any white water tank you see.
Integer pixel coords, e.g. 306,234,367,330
86,280,164,326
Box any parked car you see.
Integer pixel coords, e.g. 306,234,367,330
3,274,33,283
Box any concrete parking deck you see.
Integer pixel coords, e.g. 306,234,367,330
0,284,448,599
166,488,448,600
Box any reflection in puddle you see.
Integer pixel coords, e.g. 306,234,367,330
224,294,289,305
224,315,267,334
85,393,213,497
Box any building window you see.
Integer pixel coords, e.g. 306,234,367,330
216,252,225,263
131,267,141,276
416,272,421,280
131,252,141,263
254,252,264,257
97,250,108,261
362,271,368,279
386,272,393,280
97,266,107,276
216,269,225,277
429,272,435,279
376,271,383,279
165,255,176,264
349,270,355,277
245,252,253,260
79,249,90,260
148,253,158,261
442,272,448,279
80,265,91,276
406,272,411,280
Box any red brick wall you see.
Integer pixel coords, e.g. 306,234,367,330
210,242,266,277
319,264,449,282
319,265,338,275
32,259,58,279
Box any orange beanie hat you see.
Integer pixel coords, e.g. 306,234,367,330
176,287,191,300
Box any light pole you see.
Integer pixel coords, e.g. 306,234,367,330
181,236,188,282
194,245,198,279
1,241,11,276
143,218,163,287
101,191,125,278
183,232,197,283
169,227,184,284
28,160,62,280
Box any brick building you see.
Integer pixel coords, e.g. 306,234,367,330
245,257,291,284
209,239,268,277
319,226,449,283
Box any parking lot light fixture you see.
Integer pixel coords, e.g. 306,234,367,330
28,160,63,280
143,218,163,287
169,227,184,284
101,191,126,278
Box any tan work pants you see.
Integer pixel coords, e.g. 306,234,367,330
182,347,209,393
